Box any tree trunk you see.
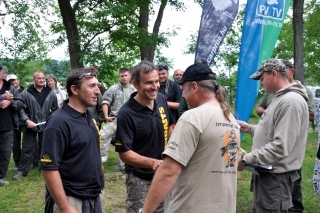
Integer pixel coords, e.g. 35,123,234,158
293,0,304,84
138,0,168,62
57,0,83,69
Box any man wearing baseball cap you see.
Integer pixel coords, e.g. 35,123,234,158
254,59,314,212
142,60,240,213
6,74,25,171
0,65,24,186
237,58,309,212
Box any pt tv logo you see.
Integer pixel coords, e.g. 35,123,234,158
256,0,285,20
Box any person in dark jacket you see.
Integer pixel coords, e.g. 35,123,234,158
0,66,24,186
6,74,25,170
12,71,58,180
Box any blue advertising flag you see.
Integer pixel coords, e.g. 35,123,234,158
195,0,239,65
235,0,291,125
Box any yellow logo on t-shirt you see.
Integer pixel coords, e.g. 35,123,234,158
159,107,169,148
40,154,52,163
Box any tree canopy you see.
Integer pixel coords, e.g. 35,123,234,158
0,0,189,86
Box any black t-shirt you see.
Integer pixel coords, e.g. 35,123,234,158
115,92,173,180
158,80,182,123
0,80,14,131
39,101,104,199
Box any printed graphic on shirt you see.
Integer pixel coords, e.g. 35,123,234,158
220,129,240,168
159,107,169,148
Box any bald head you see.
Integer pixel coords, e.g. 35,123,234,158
173,69,184,81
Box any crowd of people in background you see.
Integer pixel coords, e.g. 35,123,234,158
0,58,320,213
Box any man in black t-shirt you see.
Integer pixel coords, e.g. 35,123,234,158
39,68,104,213
115,60,173,213
157,65,182,123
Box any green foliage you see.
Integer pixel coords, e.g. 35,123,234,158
0,0,50,62
273,0,320,85
0,0,189,86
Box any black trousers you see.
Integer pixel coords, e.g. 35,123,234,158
18,131,43,175
12,129,22,167
0,130,13,179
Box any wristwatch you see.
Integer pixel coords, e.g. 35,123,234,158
241,155,248,166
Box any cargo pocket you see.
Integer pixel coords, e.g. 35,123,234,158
255,173,280,210
280,171,299,210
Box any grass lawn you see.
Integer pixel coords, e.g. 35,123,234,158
0,127,319,212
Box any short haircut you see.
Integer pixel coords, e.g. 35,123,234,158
66,68,97,97
119,67,129,74
130,60,157,85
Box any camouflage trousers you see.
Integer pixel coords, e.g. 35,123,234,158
125,173,164,213
100,120,125,170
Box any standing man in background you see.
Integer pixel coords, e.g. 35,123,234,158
173,69,184,81
0,65,24,186
100,67,136,169
12,71,58,180
157,65,182,123
6,74,25,171
115,60,173,212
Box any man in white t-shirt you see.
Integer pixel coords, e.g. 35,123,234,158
141,60,240,213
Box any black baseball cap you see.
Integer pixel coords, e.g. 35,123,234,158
177,60,216,85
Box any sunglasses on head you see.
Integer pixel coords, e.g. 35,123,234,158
79,72,97,79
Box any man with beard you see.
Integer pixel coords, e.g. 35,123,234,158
40,68,104,213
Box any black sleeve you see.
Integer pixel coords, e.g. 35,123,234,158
10,86,24,111
173,84,182,102
115,112,134,153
